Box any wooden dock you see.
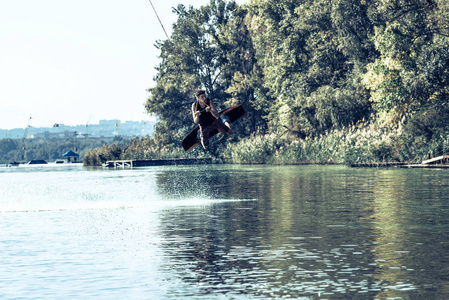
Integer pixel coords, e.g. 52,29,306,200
104,160,134,168
351,155,449,168
421,155,449,165
398,164,449,169
399,155,449,168
103,158,212,168
350,162,407,168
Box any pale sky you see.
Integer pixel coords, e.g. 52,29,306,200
0,0,247,130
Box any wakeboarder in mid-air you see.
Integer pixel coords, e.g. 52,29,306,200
191,90,233,149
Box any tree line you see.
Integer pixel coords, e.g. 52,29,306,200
84,0,449,165
0,138,116,164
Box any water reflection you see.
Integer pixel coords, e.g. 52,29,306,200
370,170,449,298
154,165,449,298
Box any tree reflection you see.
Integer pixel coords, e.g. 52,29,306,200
152,165,449,298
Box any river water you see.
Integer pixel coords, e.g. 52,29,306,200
0,164,448,299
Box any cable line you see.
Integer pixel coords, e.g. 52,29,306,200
148,0,170,40
147,0,198,98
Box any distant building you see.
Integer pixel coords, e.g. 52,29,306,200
62,150,79,163
35,130,78,140
99,119,120,126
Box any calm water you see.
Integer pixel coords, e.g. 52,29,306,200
1,164,448,299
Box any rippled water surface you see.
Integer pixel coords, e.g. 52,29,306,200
1,164,449,299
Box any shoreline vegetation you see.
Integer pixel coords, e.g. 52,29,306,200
83,119,449,166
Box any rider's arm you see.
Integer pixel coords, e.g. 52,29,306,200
192,103,200,124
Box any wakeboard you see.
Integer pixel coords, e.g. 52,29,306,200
182,104,245,151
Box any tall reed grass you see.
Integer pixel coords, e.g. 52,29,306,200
223,122,408,164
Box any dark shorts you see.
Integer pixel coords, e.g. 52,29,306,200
199,117,230,148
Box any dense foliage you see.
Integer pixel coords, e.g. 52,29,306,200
85,0,449,165
142,0,449,163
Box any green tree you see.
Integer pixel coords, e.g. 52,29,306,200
214,2,268,135
146,0,262,146
247,0,373,137
0,139,18,162
365,0,449,126
147,1,233,137
0,139,17,154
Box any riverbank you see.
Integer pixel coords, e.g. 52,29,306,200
82,122,449,167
